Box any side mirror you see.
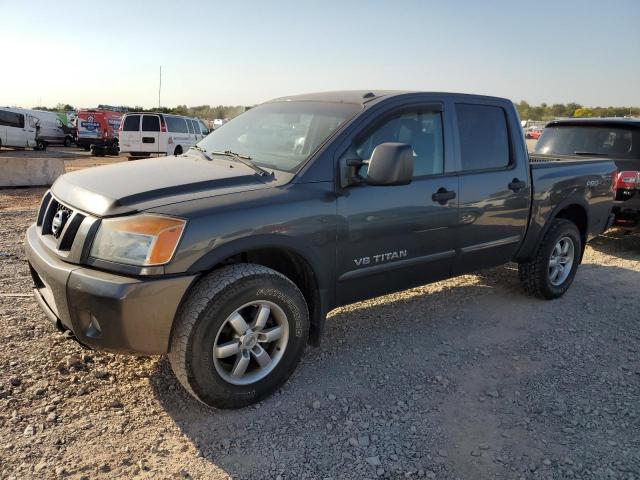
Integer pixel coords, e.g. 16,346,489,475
365,142,413,186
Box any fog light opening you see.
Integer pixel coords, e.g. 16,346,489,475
85,315,102,338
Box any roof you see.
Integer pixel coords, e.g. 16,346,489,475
267,90,510,106
546,117,640,128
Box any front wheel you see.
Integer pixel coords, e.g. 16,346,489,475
169,264,309,409
518,218,582,299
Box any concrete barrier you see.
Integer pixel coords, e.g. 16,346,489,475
0,157,65,187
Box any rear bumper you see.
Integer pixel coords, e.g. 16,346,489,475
24,225,197,355
612,196,640,229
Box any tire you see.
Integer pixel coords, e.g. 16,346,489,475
173,146,183,156
83,145,90,151
35,140,46,151
63,137,71,147
169,264,309,409
518,218,582,299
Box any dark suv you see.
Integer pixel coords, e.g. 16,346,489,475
535,118,640,229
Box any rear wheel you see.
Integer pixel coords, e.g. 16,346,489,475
173,146,183,156
169,264,309,409
63,136,72,147
35,140,47,151
518,218,582,299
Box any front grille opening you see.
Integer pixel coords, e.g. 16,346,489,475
38,194,84,252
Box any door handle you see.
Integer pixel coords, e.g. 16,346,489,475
508,178,527,192
432,188,456,205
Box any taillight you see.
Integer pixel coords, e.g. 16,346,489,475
614,171,640,190
160,117,167,132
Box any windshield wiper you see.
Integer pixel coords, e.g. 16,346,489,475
573,151,607,157
211,150,272,177
188,145,212,160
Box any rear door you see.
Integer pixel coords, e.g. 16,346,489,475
119,114,141,152
140,114,161,153
4,111,25,146
452,101,530,274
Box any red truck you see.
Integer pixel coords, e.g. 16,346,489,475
76,109,123,156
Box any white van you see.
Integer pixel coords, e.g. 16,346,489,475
0,108,38,150
119,112,206,157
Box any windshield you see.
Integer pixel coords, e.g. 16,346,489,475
535,125,640,159
197,101,361,172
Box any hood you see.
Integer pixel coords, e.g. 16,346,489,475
51,153,288,217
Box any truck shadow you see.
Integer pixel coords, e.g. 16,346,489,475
588,228,640,259
147,254,640,479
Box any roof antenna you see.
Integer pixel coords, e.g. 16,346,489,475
362,92,375,99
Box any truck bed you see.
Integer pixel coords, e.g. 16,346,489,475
515,156,617,261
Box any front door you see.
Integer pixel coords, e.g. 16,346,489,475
336,105,459,305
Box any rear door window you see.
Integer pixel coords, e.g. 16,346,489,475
186,119,194,134
456,104,510,171
192,120,201,134
142,115,160,132
123,115,140,131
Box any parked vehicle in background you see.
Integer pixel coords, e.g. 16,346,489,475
25,91,617,409
3,108,75,148
535,118,640,230
118,112,202,157
0,108,38,149
526,126,544,139
75,108,123,156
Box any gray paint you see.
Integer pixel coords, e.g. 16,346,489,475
25,91,617,354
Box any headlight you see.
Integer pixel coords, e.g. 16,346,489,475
90,214,186,266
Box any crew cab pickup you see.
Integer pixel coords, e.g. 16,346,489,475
535,118,640,230
25,91,616,408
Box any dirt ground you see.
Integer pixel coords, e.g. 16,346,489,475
1,145,639,479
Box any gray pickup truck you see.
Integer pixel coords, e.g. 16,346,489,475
25,91,616,408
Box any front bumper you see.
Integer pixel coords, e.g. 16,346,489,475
24,225,197,355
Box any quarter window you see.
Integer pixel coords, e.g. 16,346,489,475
456,104,510,171
122,115,140,131
0,110,25,128
142,115,160,132
186,119,194,134
192,120,201,134
166,116,188,133
355,110,444,177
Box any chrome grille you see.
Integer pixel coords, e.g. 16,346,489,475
37,191,86,252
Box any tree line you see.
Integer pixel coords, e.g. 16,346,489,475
31,101,640,122
32,103,249,120
515,101,639,121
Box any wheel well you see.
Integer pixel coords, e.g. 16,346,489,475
555,204,587,239
210,248,322,346
555,204,588,251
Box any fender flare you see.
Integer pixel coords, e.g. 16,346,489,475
516,194,589,262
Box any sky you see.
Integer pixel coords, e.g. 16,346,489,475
1,0,639,109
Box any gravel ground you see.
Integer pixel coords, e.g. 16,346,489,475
0,188,638,480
